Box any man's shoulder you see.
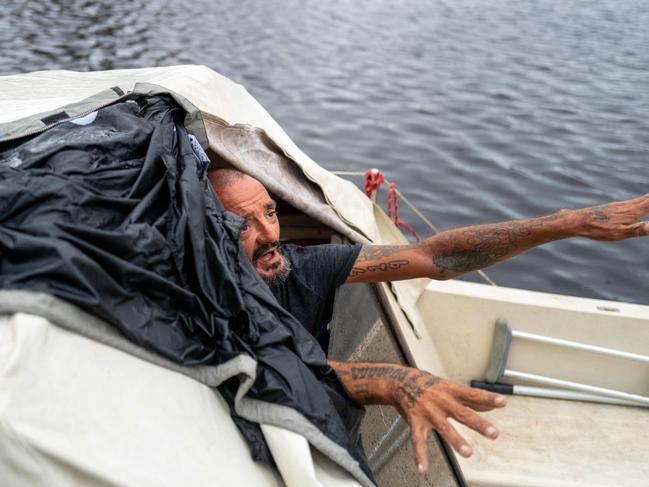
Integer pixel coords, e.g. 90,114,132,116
282,243,360,267
282,242,361,289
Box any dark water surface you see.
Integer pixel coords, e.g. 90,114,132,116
2,0,648,304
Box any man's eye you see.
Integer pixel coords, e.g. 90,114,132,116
267,210,277,218
241,222,250,232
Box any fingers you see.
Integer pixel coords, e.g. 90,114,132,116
411,414,473,476
611,192,649,210
450,404,499,440
404,378,508,474
630,221,649,238
631,193,649,211
619,194,649,222
452,382,507,411
430,414,474,459
410,422,430,474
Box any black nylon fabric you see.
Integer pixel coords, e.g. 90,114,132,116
0,95,371,480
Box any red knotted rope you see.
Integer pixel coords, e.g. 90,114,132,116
364,169,420,242
387,182,420,242
364,169,385,197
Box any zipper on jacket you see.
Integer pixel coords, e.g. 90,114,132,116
0,91,131,144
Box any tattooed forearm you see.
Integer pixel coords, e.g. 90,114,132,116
351,366,408,382
357,245,413,262
350,259,409,276
431,214,561,274
351,382,370,398
433,249,504,273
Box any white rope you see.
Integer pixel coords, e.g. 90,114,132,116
331,170,497,286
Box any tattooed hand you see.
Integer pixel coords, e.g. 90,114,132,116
575,193,649,241
329,360,506,474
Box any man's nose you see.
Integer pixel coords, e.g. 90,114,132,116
256,220,277,243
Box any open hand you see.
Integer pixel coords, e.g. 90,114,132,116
328,360,507,475
389,371,506,474
576,193,649,241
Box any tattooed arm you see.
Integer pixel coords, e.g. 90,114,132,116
328,360,506,474
346,194,649,282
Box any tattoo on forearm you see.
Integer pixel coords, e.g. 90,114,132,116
351,366,408,382
352,383,370,397
350,259,409,276
433,249,505,274
358,245,412,262
432,214,560,274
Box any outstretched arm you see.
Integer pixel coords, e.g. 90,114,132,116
346,193,649,283
328,360,506,474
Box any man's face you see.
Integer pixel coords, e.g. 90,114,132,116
213,175,289,284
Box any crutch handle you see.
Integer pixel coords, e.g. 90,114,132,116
471,380,514,395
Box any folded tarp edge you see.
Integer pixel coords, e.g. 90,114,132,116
0,87,126,143
0,82,209,149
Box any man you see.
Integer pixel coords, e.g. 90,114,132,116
208,168,649,474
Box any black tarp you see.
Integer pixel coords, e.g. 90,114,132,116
0,95,371,482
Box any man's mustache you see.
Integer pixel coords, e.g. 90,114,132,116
253,241,281,262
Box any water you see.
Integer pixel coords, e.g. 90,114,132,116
2,0,648,304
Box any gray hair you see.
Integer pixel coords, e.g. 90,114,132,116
207,168,248,193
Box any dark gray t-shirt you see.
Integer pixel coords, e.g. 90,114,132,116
269,242,366,445
268,243,362,344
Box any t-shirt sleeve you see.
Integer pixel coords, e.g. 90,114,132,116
293,243,362,299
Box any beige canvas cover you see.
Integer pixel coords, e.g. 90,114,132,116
0,65,377,242
0,311,365,487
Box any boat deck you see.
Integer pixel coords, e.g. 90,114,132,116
459,395,649,487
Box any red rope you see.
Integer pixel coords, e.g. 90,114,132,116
364,169,385,196
387,183,420,242
364,169,420,242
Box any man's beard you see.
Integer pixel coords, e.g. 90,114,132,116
253,241,291,286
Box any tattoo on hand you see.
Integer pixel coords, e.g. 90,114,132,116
586,205,611,222
394,372,441,409
423,376,441,388
344,364,442,409
392,371,441,409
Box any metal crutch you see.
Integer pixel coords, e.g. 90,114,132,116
481,319,649,406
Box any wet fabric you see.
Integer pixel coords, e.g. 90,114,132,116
0,95,373,483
